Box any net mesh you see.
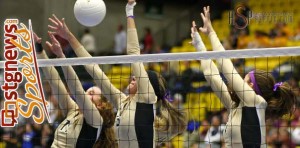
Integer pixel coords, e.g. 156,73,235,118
0,48,300,147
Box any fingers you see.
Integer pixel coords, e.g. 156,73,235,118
33,32,38,38
192,21,198,33
48,17,58,26
61,18,67,28
207,10,210,20
48,31,54,41
45,41,52,50
48,25,57,31
33,32,42,43
205,6,210,19
203,6,209,13
203,6,210,19
48,32,60,47
192,21,196,28
201,6,210,19
52,14,62,26
48,31,57,35
200,13,205,21
52,34,59,44
48,31,57,45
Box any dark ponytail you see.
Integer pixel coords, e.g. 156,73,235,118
147,71,187,136
266,82,296,119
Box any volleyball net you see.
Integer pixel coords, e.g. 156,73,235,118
0,47,300,147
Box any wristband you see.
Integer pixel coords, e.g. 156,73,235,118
128,16,134,18
126,2,136,17
35,43,43,53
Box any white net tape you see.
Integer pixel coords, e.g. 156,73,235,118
0,47,299,68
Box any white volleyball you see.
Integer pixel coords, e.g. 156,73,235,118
74,0,106,27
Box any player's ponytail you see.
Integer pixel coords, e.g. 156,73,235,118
252,70,296,119
266,82,296,119
93,95,117,148
147,71,187,141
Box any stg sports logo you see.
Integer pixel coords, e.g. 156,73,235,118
229,5,252,30
1,19,50,127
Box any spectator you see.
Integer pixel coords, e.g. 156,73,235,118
161,62,178,92
172,93,184,110
180,61,205,102
204,115,222,148
1,128,18,148
189,120,210,148
41,124,54,148
114,24,126,55
294,21,300,41
22,124,36,148
248,30,270,48
32,124,42,148
80,28,96,56
142,27,154,53
292,121,300,146
270,30,288,47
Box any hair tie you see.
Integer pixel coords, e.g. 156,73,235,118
273,82,283,91
163,91,174,102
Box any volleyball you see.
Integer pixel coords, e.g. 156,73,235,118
74,0,106,27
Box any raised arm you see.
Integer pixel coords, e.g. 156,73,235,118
34,33,76,117
126,0,157,103
191,22,232,109
200,6,263,106
48,15,126,107
46,32,102,128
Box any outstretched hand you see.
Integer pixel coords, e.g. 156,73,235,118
199,6,214,35
33,32,44,53
190,21,199,45
46,32,65,58
48,14,70,40
190,21,206,52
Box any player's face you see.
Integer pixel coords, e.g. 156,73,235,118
86,86,102,105
128,76,137,95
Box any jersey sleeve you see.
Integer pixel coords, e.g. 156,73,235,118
127,28,157,104
201,59,233,109
208,32,266,106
